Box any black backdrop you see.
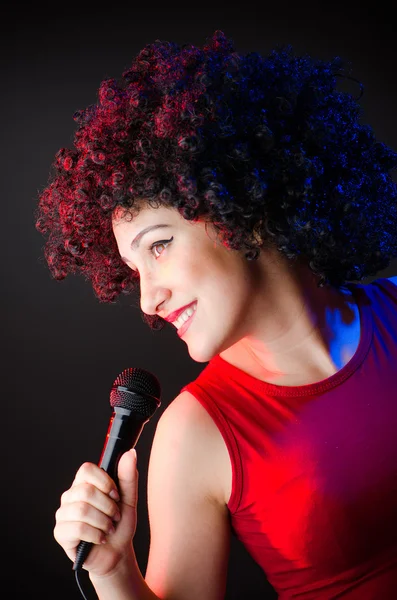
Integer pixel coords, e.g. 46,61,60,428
3,3,397,598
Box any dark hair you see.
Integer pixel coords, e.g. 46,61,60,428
35,30,397,330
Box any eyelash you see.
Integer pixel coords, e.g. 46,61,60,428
150,236,174,259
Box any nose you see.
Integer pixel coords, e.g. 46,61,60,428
139,272,171,316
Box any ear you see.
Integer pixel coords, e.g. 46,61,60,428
204,221,225,246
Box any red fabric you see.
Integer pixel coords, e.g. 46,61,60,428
181,278,397,599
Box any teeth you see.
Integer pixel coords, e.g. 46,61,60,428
174,303,197,329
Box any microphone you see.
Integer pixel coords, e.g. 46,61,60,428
73,366,161,571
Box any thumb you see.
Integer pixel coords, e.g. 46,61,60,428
108,448,139,547
117,448,139,510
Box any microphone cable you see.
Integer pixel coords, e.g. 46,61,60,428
75,569,90,600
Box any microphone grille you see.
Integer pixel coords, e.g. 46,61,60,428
110,367,161,417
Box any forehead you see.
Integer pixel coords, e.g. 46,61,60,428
112,204,182,231
111,203,221,254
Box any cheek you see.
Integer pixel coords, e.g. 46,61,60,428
175,253,209,282
175,239,248,297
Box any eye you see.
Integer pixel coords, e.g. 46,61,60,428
150,236,173,259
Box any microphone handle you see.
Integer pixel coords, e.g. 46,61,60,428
73,408,148,571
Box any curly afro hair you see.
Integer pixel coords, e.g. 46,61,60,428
35,29,397,330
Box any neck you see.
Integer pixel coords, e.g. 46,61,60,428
220,254,360,386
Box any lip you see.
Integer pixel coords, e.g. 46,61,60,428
164,301,197,324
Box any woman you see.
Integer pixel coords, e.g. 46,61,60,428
36,31,397,599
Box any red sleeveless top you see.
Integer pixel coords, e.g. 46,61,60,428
181,278,397,599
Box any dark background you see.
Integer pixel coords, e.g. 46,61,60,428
3,3,397,598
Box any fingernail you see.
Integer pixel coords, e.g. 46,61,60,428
110,488,120,501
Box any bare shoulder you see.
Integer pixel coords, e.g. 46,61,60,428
153,390,232,506
387,275,397,287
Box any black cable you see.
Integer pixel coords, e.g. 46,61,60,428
75,568,90,600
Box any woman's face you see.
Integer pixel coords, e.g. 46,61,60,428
112,204,265,362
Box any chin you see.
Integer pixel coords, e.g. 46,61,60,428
184,337,217,363
186,334,231,364
187,347,215,363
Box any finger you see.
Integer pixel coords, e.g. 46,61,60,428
61,482,121,521
55,499,119,534
54,519,109,550
117,448,139,509
72,462,120,500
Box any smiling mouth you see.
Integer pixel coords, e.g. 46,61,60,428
173,302,197,330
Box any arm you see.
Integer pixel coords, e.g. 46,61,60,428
89,548,161,600
144,391,232,600
92,390,231,600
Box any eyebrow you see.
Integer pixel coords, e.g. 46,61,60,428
120,223,172,263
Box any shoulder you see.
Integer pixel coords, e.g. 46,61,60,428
387,275,397,287
160,389,210,422
153,390,231,506
157,390,217,443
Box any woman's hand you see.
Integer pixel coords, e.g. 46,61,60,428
54,448,139,577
